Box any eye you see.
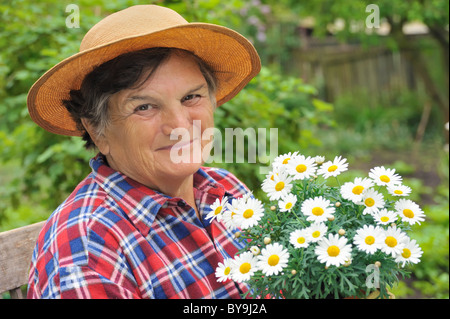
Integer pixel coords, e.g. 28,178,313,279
182,94,201,105
134,104,152,112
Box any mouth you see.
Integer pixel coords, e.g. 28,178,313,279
156,139,197,152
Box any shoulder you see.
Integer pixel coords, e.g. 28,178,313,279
201,166,251,198
29,173,139,295
32,173,126,266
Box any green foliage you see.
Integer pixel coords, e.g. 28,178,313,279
407,190,449,298
0,1,107,222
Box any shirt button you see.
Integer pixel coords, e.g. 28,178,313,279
177,200,186,207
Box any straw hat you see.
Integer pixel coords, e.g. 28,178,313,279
27,5,261,136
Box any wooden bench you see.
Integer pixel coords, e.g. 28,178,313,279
0,221,46,299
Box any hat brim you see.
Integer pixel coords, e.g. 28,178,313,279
27,23,261,136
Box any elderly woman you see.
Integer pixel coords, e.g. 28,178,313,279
27,5,260,299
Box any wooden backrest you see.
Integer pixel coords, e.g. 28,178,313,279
0,221,46,299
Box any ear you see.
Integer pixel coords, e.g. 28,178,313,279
81,118,110,155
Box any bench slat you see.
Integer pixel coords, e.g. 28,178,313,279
0,221,46,296
9,287,26,299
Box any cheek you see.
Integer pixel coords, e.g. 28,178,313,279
108,119,157,153
199,113,214,143
196,104,214,129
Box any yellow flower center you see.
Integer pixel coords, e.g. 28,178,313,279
401,248,412,259
282,158,291,164
365,236,375,245
297,237,306,244
312,207,324,216
275,181,285,192
312,231,321,238
239,262,251,274
380,216,390,222
380,175,390,183
224,267,231,276
285,202,293,210
268,255,280,267
352,186,364,195
214,206,222,215
364,198,375,207
243,209,254,219
327,245,340,257
328,165,338,172
394,190,403,195
385,236,398,248
403,209,415,218
296,164,307,173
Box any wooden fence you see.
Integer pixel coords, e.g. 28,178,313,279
290,37,423,104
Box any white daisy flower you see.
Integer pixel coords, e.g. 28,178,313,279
394,199,426,225
233,197,265,230
301,196,335,223
369,166,402,187
261,170,293,201
206,197,228,222
353,225,384,254
307,222,328,243
221,199,241,230
289,229,310,248
286,154,317,180
262,168,283,187
340,177,374,203
359,188,385,215
222,196,251,230
221,208,239,230
316,156,348,179
257,243,290,276
372,208,398,226
387,184,412,197
272,151,299,170
215,258,233,282
381,226,408,257
230,252,258,283
278,193,298,212
315,234,352,268
395,237,423,268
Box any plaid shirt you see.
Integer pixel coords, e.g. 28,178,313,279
27,155,250,299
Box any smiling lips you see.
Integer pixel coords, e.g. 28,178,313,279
156,138,197,151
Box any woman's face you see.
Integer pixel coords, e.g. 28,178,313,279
95,53,215,188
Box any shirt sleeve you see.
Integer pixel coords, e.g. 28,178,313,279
27,222,147,299
28,264,143,299
56,265,142,299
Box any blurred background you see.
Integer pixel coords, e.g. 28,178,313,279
0,0,448,298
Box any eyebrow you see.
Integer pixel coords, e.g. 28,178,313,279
125,83,208,102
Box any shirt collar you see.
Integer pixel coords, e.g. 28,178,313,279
89,154,227,236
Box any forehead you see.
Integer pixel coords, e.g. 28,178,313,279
112,53,206,104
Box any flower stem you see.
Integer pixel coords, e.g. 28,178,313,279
334,176,341,187
291,210,307,227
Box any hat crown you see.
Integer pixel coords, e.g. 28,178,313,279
80,5,188,52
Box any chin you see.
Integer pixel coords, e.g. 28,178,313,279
163,161,203,180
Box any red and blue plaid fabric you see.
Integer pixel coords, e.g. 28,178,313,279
27,155,250,299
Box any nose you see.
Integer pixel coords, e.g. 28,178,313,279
160,102,192,136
